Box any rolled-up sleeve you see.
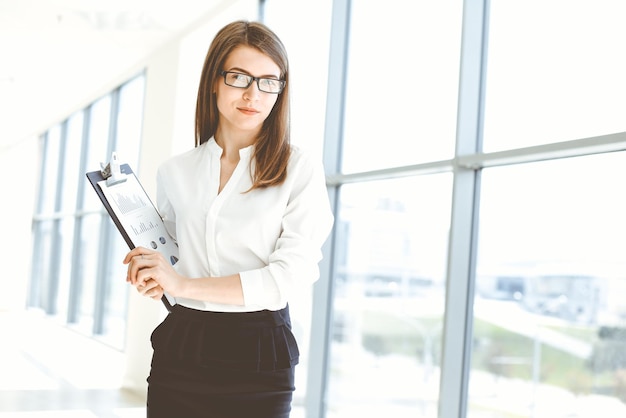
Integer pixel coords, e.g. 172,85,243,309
239,152,334,310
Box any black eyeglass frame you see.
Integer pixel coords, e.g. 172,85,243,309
219,70,286,94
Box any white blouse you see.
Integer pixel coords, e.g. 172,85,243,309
156,138,334,312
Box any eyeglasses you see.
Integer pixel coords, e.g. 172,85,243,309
220,71,285,94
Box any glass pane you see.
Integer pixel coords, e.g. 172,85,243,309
61,112,84,211
263,0,333,157
341,1,462,173
30,126,62,313
54,112,84,319
73,213,103,331
83,95,112,212
28,220,55,309
483,0,626,152
98,227,130,349
38,125,62,214
470,152,626,416
115,74,145,168
54,217,75,318
327,174,452,417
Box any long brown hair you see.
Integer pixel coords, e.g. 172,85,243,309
195,20,291,190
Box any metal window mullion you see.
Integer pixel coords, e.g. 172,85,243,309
438,0,490,417
326,159,454,186
68,105,92,323
457,131,626,169
306,0,351,417
258,0,266,22
46,120,69,315
29,133,50,308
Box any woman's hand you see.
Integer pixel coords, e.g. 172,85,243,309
123,247,185,298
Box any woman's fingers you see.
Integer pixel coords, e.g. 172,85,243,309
123,247,156,266
125,248,160,285
137,278,158,294
137,279,165,300
123,248,169,300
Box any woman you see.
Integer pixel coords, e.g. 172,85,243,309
123,20,334,418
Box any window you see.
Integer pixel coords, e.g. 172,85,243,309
29,125,63,313
327,175,452,416
340,0,462,173
483,0,626,151
30,74,146,349
472,153,626,416
312,0,626,417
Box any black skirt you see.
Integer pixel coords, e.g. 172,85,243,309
146,304,299,418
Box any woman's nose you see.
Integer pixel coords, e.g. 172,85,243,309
243,82,261,100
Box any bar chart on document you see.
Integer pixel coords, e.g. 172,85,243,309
98,173,179,264
110,190,157,236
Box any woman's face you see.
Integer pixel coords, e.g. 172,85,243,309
215,45,281,139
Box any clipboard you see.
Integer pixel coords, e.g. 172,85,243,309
86,153,177,312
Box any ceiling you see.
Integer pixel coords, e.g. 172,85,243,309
0,0,225,150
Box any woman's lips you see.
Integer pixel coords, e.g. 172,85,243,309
238,107,259,115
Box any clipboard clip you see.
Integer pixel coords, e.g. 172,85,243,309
100,152,127,186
